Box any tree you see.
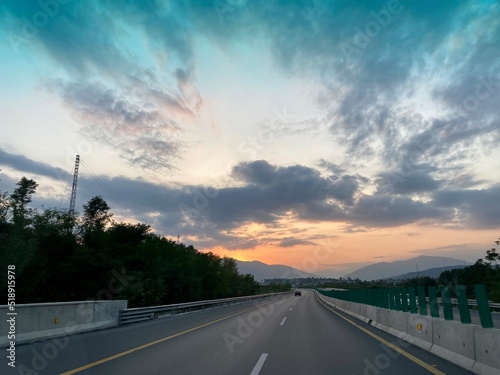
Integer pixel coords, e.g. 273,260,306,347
0,191,8,223
0,171,8,223
81,196,112,231
438,240,500,302
1,177,264,306
79,195,113,247
485,248,499,266
10,177,38,227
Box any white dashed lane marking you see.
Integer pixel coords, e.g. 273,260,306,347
250,353,268,375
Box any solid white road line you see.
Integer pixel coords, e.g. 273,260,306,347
250,353,268,375
280,317,287,326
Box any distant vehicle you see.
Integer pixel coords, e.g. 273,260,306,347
295,291,301,296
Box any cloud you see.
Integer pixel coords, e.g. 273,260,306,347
0,148,69,181
51,80,188,172
278,238,315,248
3,0,499,177
377,167,442,195
2,1,204,173
410,243,487,263
1,151,499,251
432,185,500,228
1,1,499,253
348,194,452,228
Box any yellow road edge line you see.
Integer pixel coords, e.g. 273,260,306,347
61,298,284,375
315,293,446,375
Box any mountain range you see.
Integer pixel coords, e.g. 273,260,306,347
235,256,472,282
235,260,314,282
385,265,469,280
343,256,471,281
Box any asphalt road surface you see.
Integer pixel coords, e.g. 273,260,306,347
7,290,476,375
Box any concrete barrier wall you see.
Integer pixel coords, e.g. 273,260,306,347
0,300,127,347
317,291,499,375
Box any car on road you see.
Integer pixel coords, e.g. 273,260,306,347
295,291,301,296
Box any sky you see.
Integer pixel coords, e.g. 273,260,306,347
1,0,499,277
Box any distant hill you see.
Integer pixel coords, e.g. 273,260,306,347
344,256,471,281
386,265,469,280
235,260,314,282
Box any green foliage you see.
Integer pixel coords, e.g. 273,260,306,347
9,177,38,228
0,191,9,223
0,178,259,306
258,283,292,294
402,276,438,289
438,243,500,302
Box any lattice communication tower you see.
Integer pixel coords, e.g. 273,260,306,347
69,155,80,214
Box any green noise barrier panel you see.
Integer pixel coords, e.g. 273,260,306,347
441,286,453,321
474,284,493,328
456,285,472,324
317,284,493,327
417,286,428,316
428,286,439,318
408,287,417,314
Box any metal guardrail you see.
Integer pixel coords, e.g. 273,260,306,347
119,292,291,325
431,297,500,312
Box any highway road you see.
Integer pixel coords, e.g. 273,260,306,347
8,290,474,375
